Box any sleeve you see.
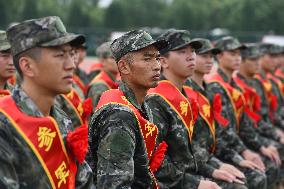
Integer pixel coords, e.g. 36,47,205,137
86,84,109,108
207,156,223,169
238,113,262,151
93,111,137,189
0,125,20,189
146,96,201,189
75,162,93,189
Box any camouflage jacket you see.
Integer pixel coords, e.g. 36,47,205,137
207,69,248,157
87,81,156,189
185,80,225,173
0,85,93,189
75,68,89,85
234,73,272,148
86,71,118,108
145,76,202,189
186,79,244,166
252,72,281,141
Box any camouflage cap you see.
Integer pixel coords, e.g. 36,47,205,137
157,29,202,54
0,30,11,51
215,36,246,51
193,38,220,55
111,30,168,62
96,41,113,58
258,43,283,55
6,16,85,56
241,43,262,59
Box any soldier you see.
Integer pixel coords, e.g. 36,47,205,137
87,30,168,188
185,38,253,187
0,30,14,95
86,41,119,108
74,43,89,85
206,36,279,188
146,30,247,189
0,16,93,188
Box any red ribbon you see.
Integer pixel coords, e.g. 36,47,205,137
212,93,229,127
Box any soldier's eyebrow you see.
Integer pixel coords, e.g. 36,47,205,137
50,46,74,53
143,52,160,57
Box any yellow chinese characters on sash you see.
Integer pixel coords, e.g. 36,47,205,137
0,96,77,189
184,86,216,152
96,89,159,162
207,74,245,130
148,80,195,142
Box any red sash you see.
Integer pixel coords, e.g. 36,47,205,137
88,71,118,90
207,73,245,129
255,74,278,121
148,80,197,142
62,89,92,126
90,62,102,72
0,96,77,189
275,69,284,81
73,75,86,95
233,75,261,126
183,86,216,152
267,72,284,98
96,89,161,189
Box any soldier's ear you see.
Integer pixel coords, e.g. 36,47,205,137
117,59,131,75
19,56,36,78
160,56,169,69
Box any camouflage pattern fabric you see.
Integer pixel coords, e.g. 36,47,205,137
0,30,11,51
214,36,246,51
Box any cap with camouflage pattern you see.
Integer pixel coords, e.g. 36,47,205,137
215,36,246,52
0,30,11,51
193,38,220,55
258,43,283,55
96,41,113,58
157,29,202,55
241,43,262,59
111,30,168,62
6,16,85,56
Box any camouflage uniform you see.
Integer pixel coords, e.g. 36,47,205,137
0,86,93,189
87,30,167,189
86,42,118,108
1,16,93,189
146,31,246,189
207,37,272,189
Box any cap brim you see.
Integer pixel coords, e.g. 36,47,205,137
40,34,85,47
173,40,202,51
198,47,221,55
130,39,168,53
0,43,11,51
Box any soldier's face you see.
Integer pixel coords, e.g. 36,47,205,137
260,54,277,72
31,44,75,95
103,56,118,74
126,45,161,89
242,58,260,76
165,45,196,78
0,50,14,80
218,49,241,71
195,52,214,75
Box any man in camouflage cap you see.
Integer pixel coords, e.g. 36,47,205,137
146,30,234,189
0,30,14,95
86,41,119,108
186,38,251,189
0,16,93,188
207,36,280,189
87,30,167,189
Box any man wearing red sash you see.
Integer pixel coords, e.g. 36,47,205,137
185,38,263,188
0,30,14,96
0,16,93,189
207,36,280,189
86,41,119,108
87,30,168,189
146,30,247,189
